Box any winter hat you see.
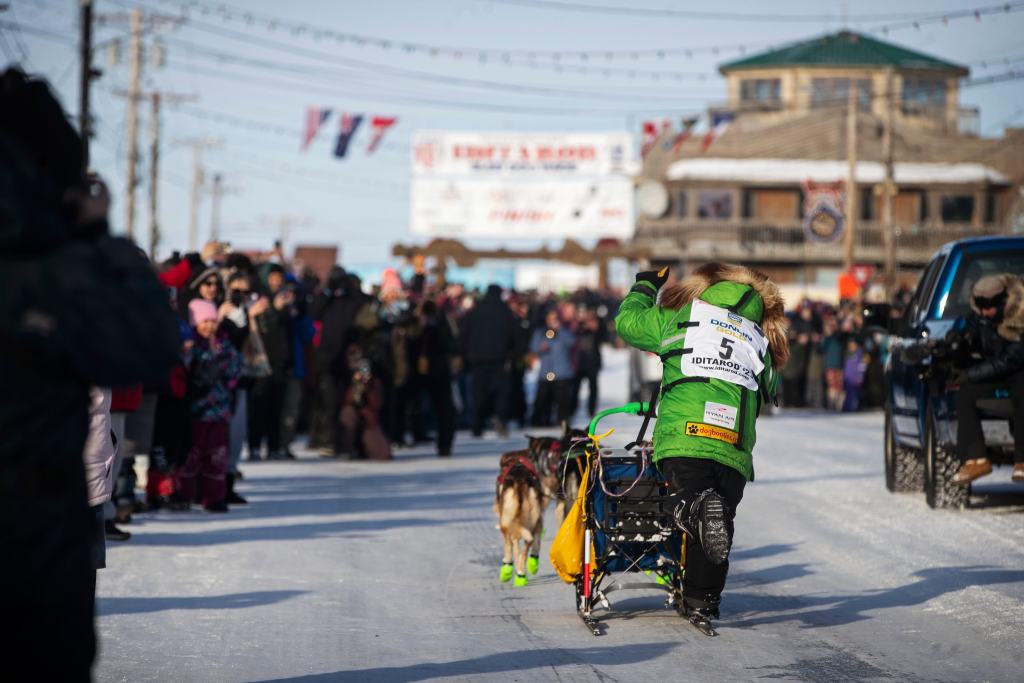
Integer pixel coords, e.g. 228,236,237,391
380,268,403,298
189,266,221,291
188,299,218,326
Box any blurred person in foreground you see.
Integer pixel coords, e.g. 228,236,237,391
0,68,178,680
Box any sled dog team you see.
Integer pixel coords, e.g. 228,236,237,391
493,425,587,586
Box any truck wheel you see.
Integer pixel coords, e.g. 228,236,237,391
885,408,923,493
924,405,969,509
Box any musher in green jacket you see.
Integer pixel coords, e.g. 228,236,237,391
615,262,789,625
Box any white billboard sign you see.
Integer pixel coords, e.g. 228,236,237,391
411,131,636,238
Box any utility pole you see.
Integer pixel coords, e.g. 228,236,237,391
98,9,182,238
261,215,311,255
209,173,223,242
177,138,220,250
115,90,196,257
880,69,897,299
843,81,858,274
208,173,241,242
124,7,142,239
78,0,94,173
148,92,160,260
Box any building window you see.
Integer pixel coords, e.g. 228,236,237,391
860,188,874,221
902,79,947,113
740,78,781,107
697,190,733,219
676,190,688,217
940,195,974,223
810,78,872,110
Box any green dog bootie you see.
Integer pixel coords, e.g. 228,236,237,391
514,573,528,587
527,554,539,575
499,562,514,583
655,573,669,586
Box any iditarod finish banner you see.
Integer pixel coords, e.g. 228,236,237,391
411,131,637,238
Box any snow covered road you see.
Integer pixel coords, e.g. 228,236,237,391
95,357,1024,682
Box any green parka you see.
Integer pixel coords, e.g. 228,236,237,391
615,263,790,481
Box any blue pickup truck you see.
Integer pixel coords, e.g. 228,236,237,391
872,236,1023,509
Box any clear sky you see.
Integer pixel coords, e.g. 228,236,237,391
4,0,1023,269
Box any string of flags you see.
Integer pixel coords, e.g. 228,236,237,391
641,112,731,158
301,108,399,158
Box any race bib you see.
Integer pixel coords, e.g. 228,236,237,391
680,300,767,391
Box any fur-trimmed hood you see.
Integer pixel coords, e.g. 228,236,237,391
970,273,1024,342
660,262,790,370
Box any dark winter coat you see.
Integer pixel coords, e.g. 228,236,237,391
187,333,244,423
963,274,1024,383
574,325,604,376
255,306,293,380
311,289,363,377
417,312,458,382
1,233,180,490
459,285,516,366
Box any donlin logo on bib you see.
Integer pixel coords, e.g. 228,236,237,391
680,300,767,391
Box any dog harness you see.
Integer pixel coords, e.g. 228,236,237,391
496,454,541,486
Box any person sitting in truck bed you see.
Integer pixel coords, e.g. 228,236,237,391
950,274,1024,486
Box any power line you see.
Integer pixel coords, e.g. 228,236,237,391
137,0,784,62
159,56,703,117
139,0,1024,65
160,37,722,100
485,0,1024,26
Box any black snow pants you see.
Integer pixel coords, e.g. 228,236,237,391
659,457,746,613
956,369,1024,463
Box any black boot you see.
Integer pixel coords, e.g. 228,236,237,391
673,488,730,565
225,473,248,505
105,519,131,541
683,593,721,635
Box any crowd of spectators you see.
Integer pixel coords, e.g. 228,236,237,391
778,290,911,413
97,245,624,540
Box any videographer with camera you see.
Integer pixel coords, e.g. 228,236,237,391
947,274,1024,485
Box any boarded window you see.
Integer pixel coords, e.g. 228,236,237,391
875,191,925,225
697,190,733,219
751,189,799,221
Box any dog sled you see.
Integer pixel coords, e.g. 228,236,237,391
552,402,711,636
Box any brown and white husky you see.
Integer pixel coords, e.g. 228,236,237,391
493,450,544,586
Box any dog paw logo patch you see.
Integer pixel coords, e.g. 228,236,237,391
684,422,739,445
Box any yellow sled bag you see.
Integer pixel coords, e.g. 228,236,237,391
549,459,591,583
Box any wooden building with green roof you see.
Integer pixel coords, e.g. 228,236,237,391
718,30,971,134
634,31,1021,299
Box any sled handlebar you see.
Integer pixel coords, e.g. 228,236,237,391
587,402,650,437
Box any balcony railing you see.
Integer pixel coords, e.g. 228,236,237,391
635,220,1004,265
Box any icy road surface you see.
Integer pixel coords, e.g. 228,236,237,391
96,353,1024,682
